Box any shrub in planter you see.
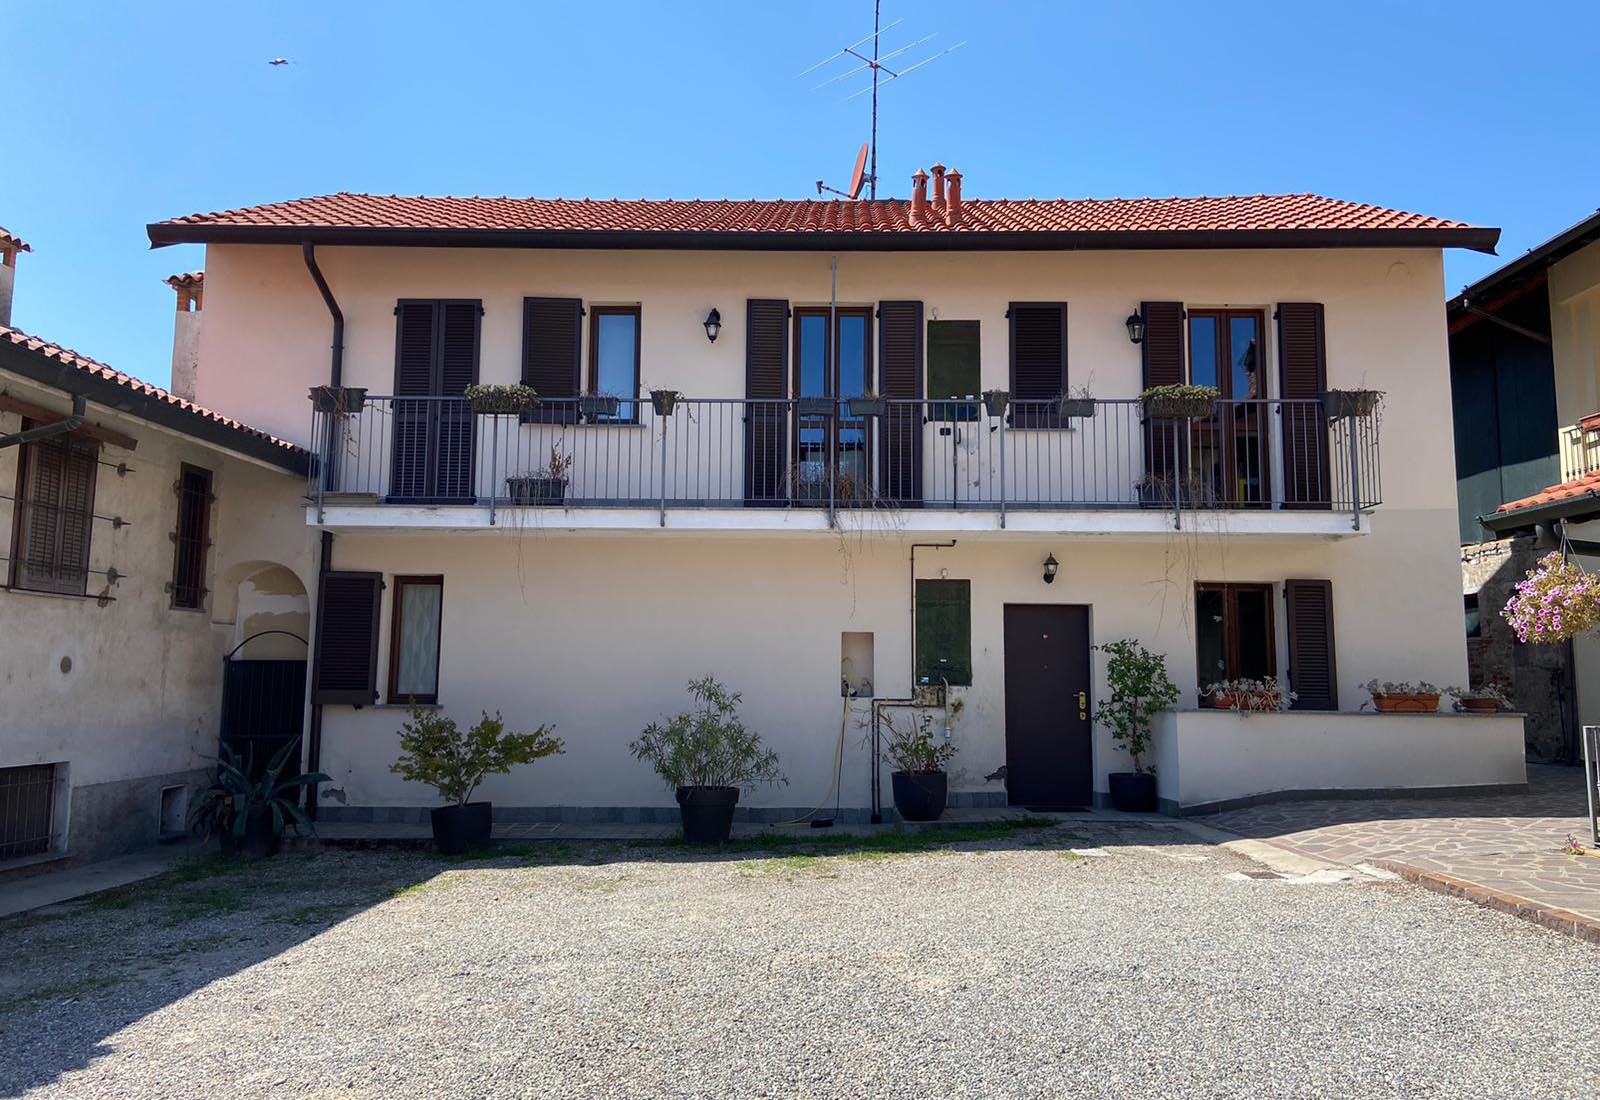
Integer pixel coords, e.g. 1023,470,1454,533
392,704,563,855
1205,677,1296,713
882,709,958,822
464,383,539,415
1502,551,1600,644
1360,679,1441,714
1446,684,1511,715
1093,639,1178,812
188,737,328,860
629,676,786,843
1140,383,1219,419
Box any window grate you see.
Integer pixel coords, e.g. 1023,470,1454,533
170,465,212,609
0,764,57,861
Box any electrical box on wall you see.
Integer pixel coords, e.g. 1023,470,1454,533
841,632,874,697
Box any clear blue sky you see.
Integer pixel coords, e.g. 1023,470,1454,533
5,1,1597,389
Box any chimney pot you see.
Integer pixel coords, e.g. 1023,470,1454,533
911,169,929,224
946,169,963,226
167,273,204,401
930,163,947,215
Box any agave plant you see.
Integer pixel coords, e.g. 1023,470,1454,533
188,736,328,853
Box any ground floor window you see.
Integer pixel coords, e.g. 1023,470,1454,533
1196,582,1275,695
915,578,972,686
389,575,443,703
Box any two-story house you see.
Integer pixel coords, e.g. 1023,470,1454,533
144,172,1525,821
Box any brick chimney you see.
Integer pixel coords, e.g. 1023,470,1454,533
166,272,203,401
0,228,31,329
946,169,963,226
911,169,929,224
930,164,947,217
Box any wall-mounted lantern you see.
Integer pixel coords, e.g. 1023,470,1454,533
703,308,722,343
1125,309,1146,345
1042,553,1059,584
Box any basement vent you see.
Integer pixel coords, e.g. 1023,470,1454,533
0,763,59,861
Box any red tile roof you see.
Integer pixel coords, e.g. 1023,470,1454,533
165,270,204,288
0,227,30,253
149,192,1499,251
0,326,304,463
1498,472,1600,514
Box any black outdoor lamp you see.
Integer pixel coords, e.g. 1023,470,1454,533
1125,309,1146,345
1042,553,1059,584
703,307,722,343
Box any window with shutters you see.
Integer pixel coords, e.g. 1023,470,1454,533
313,571,384,705
915,579,972,686
388,575,442,704
1008,302,1068,428
588,306,641,422
1195,582,1276,696
1284,578,1338,710
927,320,980,422
170,464,212,609
523,297,583,424
9,427,98,596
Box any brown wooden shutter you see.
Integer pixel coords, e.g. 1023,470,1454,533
313,571,384,705
522,297,582,424
1008,303,1067,426
11,431,97,596
744,298,789,505
877,300,923,505
436,300,480,500
1277,302,1331,509
1140,301,1186,493
391,301,436,500
1284,578,1337,710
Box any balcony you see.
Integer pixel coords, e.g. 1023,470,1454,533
305,394,1381,537
1558,414,1600,484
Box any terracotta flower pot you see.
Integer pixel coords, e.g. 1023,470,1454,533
1371,692,1440,714
1460,697,1502,715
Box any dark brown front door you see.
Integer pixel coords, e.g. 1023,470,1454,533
1003,604,1093,808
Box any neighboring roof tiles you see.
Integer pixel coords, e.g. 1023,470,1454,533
0,326,306,473
0,227,30,253
1497,471,1600,515
165,270,204,288
148,192,1500,253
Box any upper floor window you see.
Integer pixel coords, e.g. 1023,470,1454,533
170,464,213,609
1008,302,1068,428
1188,310,1264,399
9,428,98,596
589,305,641,422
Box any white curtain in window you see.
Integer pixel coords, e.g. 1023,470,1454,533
396,582,442,697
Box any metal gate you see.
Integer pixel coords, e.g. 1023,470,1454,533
219,632,308,781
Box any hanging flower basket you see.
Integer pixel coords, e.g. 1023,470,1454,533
650,389,681,417
1140,384,1219,419
464,383,539,415
982,389,1010,417
1503,552,1600,644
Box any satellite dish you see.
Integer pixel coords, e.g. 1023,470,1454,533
848,142,870,199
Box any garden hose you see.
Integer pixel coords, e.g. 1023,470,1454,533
772,690,850,829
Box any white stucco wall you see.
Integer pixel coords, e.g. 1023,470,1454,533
1550,237,1600,427
188,240,1468,811
0,375,312,851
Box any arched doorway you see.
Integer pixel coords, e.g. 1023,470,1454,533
215,562,311,778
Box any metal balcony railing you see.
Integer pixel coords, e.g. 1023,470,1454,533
1559,418,1600,484
307,395,1381,529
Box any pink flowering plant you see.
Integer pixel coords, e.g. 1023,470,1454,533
1501,552,1600,644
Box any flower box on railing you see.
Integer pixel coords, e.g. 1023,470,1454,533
1140,384,1219,419
506,475,568,506
1319,389,1382,419
579,395,622,420
1057,396,1096,419
309,386,367,415
796,397,837,418
465,383,539,415
847,396,887,417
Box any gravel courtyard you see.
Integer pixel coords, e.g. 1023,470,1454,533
3,820,1597,1099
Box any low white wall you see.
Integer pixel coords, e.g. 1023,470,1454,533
1153,710,1528,811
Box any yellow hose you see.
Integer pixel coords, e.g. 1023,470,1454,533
772,692,850,828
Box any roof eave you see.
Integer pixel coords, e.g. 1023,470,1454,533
0,339,308,476
1481,491,1600,534
147,222,1501,254
1447,208,1600,317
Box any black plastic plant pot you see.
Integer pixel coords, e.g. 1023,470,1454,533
796,396,838,418
1057,397,1096,418
432,801,493,855
238,807,280,861
982,390,1010,418
506,476,568,506
847,396,887,417
891,771,948,822
650,389,681,417
580,395,622,419
1319,390,1379,419
1107,772,1158,813
676,785,740,844
309,385,367,415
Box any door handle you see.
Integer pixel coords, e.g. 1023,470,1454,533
1077,691,1088,709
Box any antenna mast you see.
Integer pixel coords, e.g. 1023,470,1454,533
801,3,966,200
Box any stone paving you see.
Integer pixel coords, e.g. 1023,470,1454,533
1204,763,1600,930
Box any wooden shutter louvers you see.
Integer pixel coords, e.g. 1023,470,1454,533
1140,301,1186,493
877,300,923,505
313,571,384,705
1284,578,1338,710
522,297,583,424
744,298,789,505
1277,302,1331,509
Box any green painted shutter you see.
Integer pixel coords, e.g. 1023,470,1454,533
915,579,972,686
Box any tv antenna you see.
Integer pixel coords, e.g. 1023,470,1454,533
800,1,966,200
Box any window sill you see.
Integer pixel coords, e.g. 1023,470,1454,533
375,701,441,710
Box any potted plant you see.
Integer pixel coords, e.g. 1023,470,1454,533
982,389,1010,418
1447,684,1511,715
464,382,539,415
1057,385,1096,419
1502,551,1600,644
188,737,327,860
882,709,958,821
1360,679,1442,714
1319,388,1383,419
629,676,786,843
1205,677,1296,713
795,395,837,418
847,390,887,417
1140,383,1219,419
650,389,681,417
392,704,563,855
308,385,367,415
1093,639,1179,812
579,392,622,420
506,445,573,506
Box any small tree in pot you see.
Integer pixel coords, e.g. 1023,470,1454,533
1093,639,1178,812
882,709,957,822
392,705,563,855
629,676,786,843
